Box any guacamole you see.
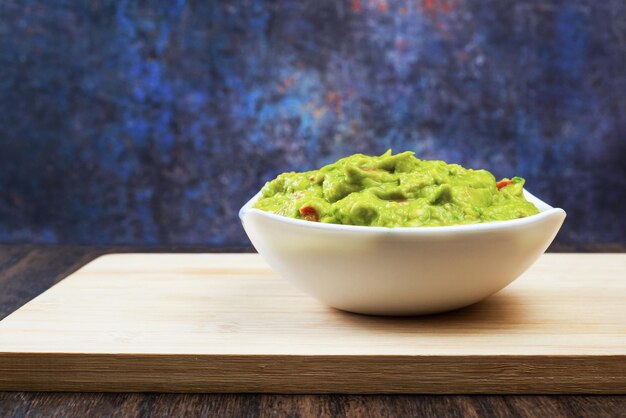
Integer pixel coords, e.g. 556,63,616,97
253,150,539,227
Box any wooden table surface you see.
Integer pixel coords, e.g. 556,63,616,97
1,245,625,418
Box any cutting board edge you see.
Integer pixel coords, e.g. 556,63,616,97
1,352,624,394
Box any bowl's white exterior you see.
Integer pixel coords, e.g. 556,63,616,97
240,191,565,316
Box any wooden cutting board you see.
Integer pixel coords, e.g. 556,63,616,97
0,253,624,394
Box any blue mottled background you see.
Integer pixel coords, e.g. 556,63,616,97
0,0,624,245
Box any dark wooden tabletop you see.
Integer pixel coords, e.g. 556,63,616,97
1,245,625,418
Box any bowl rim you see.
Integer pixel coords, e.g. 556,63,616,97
239,189,566,235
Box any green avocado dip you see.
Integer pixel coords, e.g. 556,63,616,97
253,150,539,227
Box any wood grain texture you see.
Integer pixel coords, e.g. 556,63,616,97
0,247,625,417
1,392,626,418
0,252,624,394
0,246,98,321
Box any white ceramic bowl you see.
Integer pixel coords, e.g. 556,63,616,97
240,190,566,316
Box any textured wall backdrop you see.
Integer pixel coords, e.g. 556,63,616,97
0,0,624,245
